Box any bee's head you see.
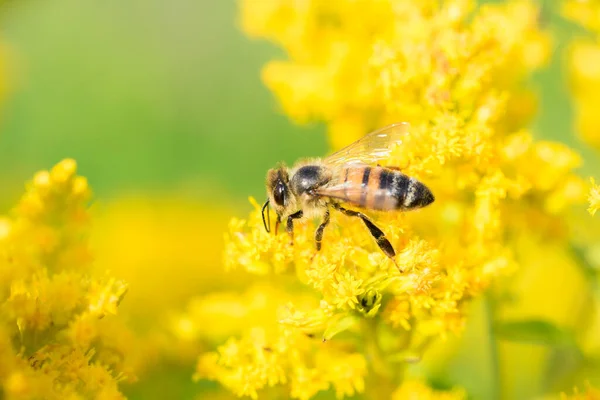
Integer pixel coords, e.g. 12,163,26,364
262,167,292,233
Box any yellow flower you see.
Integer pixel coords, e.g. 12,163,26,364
242,0,549,150
0,159,134,399
563,0,600,149
194,0,596,398
193,291,367,400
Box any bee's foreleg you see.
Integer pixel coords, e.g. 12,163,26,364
314,209,330,251
274,217,281,235
286,210,303,245
333,204,401,271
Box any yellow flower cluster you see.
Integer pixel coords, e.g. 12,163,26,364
193,0,594,398
196,325,366,400
242,0,549,150
190,282,379,400
564,0,600,149
564,1,600,219
0,159,132,399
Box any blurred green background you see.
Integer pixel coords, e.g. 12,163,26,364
0,0,329,211
0,0,597,399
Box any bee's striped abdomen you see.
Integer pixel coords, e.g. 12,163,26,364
341,166,434,211
341,166,367,206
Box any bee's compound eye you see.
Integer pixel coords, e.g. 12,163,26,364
273,182,287,206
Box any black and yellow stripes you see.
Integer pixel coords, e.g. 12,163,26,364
340,166,434,210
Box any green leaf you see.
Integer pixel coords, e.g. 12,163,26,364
493,319,577,348
322,315,359,341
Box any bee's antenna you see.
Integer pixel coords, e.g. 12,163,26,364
261,199,271,233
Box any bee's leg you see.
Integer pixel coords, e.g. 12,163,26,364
286,210,303,245
314,209,330,251
274,217,281,235
333,204,401,271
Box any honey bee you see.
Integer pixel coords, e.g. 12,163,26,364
261,122,434,270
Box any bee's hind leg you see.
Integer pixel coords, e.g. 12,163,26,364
286,210,303,245
333,204,402,272
314,209,330,251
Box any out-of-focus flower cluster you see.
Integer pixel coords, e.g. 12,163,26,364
564,0,600,150
564,1,600,219
0,159,136,399
190,0,598,398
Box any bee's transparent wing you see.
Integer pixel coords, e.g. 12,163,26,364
322,122,410,167
313,177,366,202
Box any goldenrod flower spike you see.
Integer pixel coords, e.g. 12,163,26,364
194,0,596,398
0,159,133,399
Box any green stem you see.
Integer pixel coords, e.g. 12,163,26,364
485,293,502,400
362,318,396,398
